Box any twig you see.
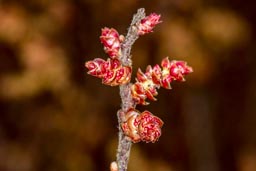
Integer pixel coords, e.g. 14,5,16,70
116,8,146,171
86,7,193,171
119,8,145,66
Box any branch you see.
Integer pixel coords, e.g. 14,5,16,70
85,8,193,171
116,8,146,171
119,8,145,66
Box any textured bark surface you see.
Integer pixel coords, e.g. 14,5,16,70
116,8,146,171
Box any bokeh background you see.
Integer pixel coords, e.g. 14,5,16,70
0,0,256,171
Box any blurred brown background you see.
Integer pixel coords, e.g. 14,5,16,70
0,0,256,171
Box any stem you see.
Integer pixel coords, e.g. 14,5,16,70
119,8,145,66
116,8,146,171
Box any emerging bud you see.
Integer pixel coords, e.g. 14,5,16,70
102,59,132,86
121,108,164,143
100,27,123,59
137,13,162,35
131,82,148,105
174,61,194,75
146,64,162,85
131,57,193,105
131,65,161,105
121,108,141,143
138,110,164,143
85,58,106,77
161,57,193,88
85,58,131,86
161,57,174,89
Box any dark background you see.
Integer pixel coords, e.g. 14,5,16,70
0,0,256,171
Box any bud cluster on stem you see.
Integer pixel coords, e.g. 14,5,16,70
84,8,193,171
100,27,124,59
85,58,131,86
131,57,193,105
137,13,162,35
121,108,163,143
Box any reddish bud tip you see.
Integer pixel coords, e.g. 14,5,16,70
161,57,193,87
121,108,141,143
131,66,161,105
137,13,162,35
85,58,131,86
100,27,122,59
85,58,106,77
131,57,193,104
121,108,164,143
138,111,164,143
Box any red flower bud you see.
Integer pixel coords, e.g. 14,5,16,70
102,63,132,86
146,64,162,85
137,110,163,143
161,57,193,85
174,61,193,75
100,27,123,59
121,108,164,143
131,82,148,105
85,58,131,86
131,57,193,104
161,57,175,89
85,58,106,77
131,67,161,105
137,13,162,35
114,65,132,85
121,108,141,143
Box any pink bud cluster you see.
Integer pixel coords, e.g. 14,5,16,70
137,13,162,35
85,27,132,86
85,13,162,86
121,108,163,143
85,10,193,147
131,57,193,105
100,27,123,59
85,58,131,86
